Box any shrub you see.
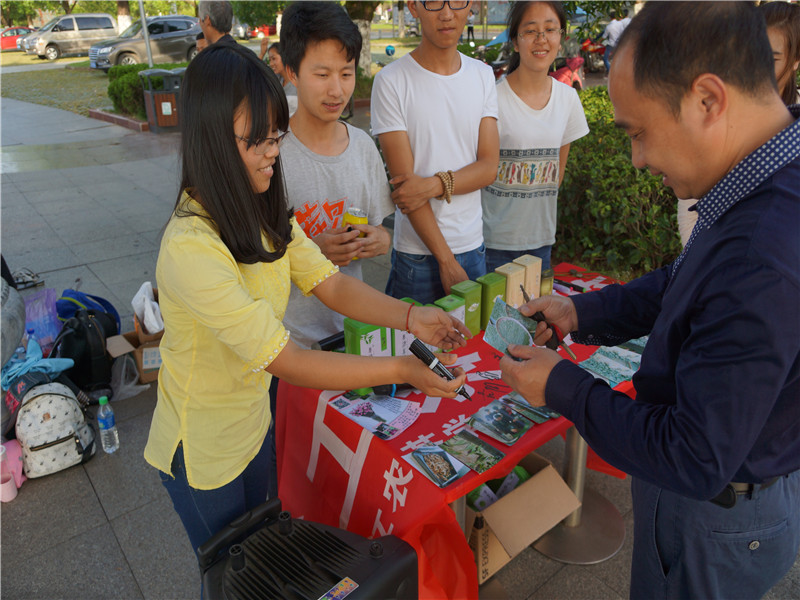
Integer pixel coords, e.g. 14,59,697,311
556,86,681,277
106,62,188,120
354,67,374,100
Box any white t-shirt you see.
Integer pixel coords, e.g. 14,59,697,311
481,77,589,251
371,52,498,255
281,123,394,348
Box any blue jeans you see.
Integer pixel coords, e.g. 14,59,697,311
630,472,800,599
159,428,276,555
485,246,552,275
603,45,614,73
385,245,486,305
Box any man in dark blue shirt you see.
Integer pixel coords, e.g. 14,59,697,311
500,3,800,598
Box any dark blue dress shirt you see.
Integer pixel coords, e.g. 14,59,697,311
545,106,800,500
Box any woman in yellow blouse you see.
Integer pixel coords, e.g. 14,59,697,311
144,44,469,556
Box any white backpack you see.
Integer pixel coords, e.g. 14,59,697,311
15,382,96,478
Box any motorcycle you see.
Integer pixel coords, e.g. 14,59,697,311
549,56,585,90
580,38,606,73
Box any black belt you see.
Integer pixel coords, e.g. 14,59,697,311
710,476,781,509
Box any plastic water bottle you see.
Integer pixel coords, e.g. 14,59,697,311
97,396,120,454
12,328,34,362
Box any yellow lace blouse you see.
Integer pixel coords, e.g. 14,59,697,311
144,192,338,489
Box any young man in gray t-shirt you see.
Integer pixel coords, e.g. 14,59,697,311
279,2,393,349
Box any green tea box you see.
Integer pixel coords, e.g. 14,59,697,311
392,297,422,356
434,294,466,330
450,280,482,336
494,262,525,308
477,272,506,331
344,318,391,357
513,254,542,300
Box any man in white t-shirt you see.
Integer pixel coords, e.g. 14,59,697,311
280,2,394,349
371,0,499,305
601,9,629,75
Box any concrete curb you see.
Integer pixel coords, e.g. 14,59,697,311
88,108,149,132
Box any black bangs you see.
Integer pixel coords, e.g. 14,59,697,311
242,62,289,143
175,43,294,265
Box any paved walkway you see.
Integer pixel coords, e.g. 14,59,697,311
1,95,797,600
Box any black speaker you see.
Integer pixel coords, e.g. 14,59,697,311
199,499,418,600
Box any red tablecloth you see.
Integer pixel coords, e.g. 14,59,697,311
276,263,627,598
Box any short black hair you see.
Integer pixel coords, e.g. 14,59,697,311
617,1,775,116
178,44,292,264
280,1,362,75
506,1,566,76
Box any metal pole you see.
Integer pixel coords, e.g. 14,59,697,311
138,0,154,67
562,426,587,526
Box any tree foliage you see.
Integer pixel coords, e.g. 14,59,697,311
231,1,287,27
563,1,631,38
0,0,198,26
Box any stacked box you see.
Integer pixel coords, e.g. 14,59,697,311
392,297,422,357
513,255,542,300
434,294,466,329
494,263,525,308
476,273,506,331
450,280,481,336
345,318,391,396
344,318,391,357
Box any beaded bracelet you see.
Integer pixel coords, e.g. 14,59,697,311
435,170,454,204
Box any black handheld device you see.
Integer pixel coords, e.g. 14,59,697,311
409,339,471,400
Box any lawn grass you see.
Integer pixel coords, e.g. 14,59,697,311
0,51,84,67
0,67,111,116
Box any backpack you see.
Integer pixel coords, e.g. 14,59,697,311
51,309,117,401
15,382,96,478
56,289,121,334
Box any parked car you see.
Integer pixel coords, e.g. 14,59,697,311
1,27,35,51
231,19,249,40
89,15,200,71
248,24,276,39
24,13,116,60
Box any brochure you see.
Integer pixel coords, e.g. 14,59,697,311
330,393,421,440
468,399,534,445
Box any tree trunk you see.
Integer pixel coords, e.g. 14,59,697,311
117,1,131,33
354,19,371,76
398,1,405,39
345,1,379,76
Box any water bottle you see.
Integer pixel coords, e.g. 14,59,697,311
97,396,120,454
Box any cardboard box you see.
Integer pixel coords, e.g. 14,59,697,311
513,255,542,300
467,453,580,584
494,263,525,308
134,288,164,344
107,331,162,384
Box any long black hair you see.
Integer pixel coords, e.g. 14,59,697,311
176,43,292,264
506,1,566,75
761,1,800,106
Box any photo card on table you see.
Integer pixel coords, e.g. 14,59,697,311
438,429,505,474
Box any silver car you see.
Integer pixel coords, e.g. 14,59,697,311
89,16,200,71
24,13,117,60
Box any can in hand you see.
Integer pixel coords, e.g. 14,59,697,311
342,207,368,238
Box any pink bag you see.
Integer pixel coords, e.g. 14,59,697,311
2,440,27,488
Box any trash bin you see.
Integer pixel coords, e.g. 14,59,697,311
139,68,185,133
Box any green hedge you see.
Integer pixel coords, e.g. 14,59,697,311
556,86,681,277
107,62,188,121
